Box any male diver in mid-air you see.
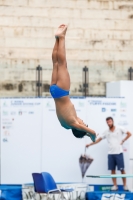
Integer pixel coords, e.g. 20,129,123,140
50,24,96,142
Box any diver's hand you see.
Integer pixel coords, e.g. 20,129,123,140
86,136,102,147
86,144,91,148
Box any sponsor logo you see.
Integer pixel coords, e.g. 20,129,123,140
18,110,27,115
2,122,12,125
118,121,128,126
3,101,8,107
100,186,111,191
11,100,39,106
78,102,84,107
88,100,116,106
35,102,41,105
111,109,117,112
46,102,52,107
3,111,8,116
29,111,34,114
102,193,125,200
2,126,12,129
102,108,106,112
18,111,22,115
11,100,23,106
3,131,10,136
120,114,126,118
120,109,126,113
11,111,16,115
120,102,127,108
3,138,8,142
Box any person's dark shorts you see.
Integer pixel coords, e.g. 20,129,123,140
108,153,124,171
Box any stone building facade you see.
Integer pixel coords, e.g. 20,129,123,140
0,0,133,97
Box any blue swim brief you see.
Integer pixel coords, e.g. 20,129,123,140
50,84,69,99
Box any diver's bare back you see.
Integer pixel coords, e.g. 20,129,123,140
54,96,77,129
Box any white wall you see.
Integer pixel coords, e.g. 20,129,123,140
0,98,42,184
0,97,131,186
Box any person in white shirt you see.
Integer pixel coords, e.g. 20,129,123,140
86,116,132,191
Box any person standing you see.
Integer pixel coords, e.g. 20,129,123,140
86,117,132,191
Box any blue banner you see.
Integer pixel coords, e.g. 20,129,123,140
86,191,133,200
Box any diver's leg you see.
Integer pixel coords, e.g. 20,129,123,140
55,24,70,90
51,38,59,85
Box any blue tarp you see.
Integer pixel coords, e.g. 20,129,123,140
0,185,22,200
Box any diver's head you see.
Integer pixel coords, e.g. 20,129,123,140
72,129,86,138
